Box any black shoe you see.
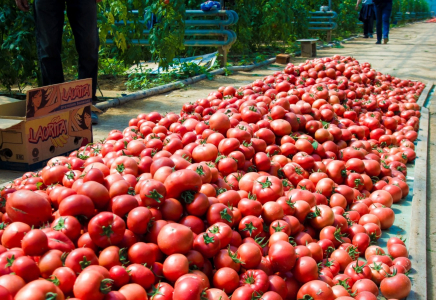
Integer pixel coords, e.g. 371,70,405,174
91,111,99,125
375,41,381,44
363,35,369,38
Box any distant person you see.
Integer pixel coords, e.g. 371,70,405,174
374,0,393,44
356,0,376,38
15,0,101,123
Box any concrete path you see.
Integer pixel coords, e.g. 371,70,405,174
320,23,436,82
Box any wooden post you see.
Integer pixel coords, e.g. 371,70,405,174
218,0,227,67
327,30,332,43
218,47,228,67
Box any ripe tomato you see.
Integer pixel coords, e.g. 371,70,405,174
15,280,64,300
268,241,296,273
65,248,98,274
88,212,126,248
252,176,283,204
293,256,319,283
147,282,174,300
213,267,239,293
73,269,111,300
173,276,204,300
51,267,76,294
6,190,52,226
193,232,221,258
296,280,334,300
309,205,335,230
237,243,262,269
344,259,372,283
157,223,194,255
239,269,270,294
126,263,155,289
164,169,202,199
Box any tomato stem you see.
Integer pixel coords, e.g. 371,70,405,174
100,278,114,294
181,190,195,204
146,189,164,203
203,233,215,244
241,222,258,236
45,292,58,300
79,256,92,270
219,208,232,223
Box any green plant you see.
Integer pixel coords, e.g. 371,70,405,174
145,0,186,70
0,0,38,92
125,60,215,91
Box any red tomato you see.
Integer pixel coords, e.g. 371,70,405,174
88,212,126,248
296,280,334,300
157,223,194,255
213,267,239,293
268,241,296,273
15,280,64,300
239,269,270,294
6,190,52,226
293,256,319,283
65,248,98,274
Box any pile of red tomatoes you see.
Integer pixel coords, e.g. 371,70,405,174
0,55,423,300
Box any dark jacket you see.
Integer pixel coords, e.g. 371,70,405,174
373,0,392,5
359,3,376,21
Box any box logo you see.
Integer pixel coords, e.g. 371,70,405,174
62,84,91,102
28,116,68,144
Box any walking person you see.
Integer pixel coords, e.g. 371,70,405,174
15,0,101,123
374,0,393,44
356,0,376,38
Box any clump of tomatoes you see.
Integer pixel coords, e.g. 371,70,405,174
0,55,422,300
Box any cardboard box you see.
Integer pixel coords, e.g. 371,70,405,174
276,54,291,64
0,79,93,171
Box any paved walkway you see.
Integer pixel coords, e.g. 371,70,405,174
319,22,436,82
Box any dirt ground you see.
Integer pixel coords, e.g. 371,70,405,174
0,22,435,292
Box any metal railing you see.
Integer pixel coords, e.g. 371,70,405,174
394,11,432,22
307,11,337,42
106,10,238,65
308,11,338,31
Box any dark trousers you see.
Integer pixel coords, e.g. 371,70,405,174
363,16,375,36
34,0,99,98
376,2,393,41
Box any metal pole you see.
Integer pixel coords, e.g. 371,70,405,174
328,0,332,42
218,0,227,67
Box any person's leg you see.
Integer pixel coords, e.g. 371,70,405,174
369,14,374,37
375,4,384,43
34,0,65,86
363,19,369,37
382,2,393,40
66,0,99,99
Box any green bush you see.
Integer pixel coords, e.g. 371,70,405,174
0,0,38,92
